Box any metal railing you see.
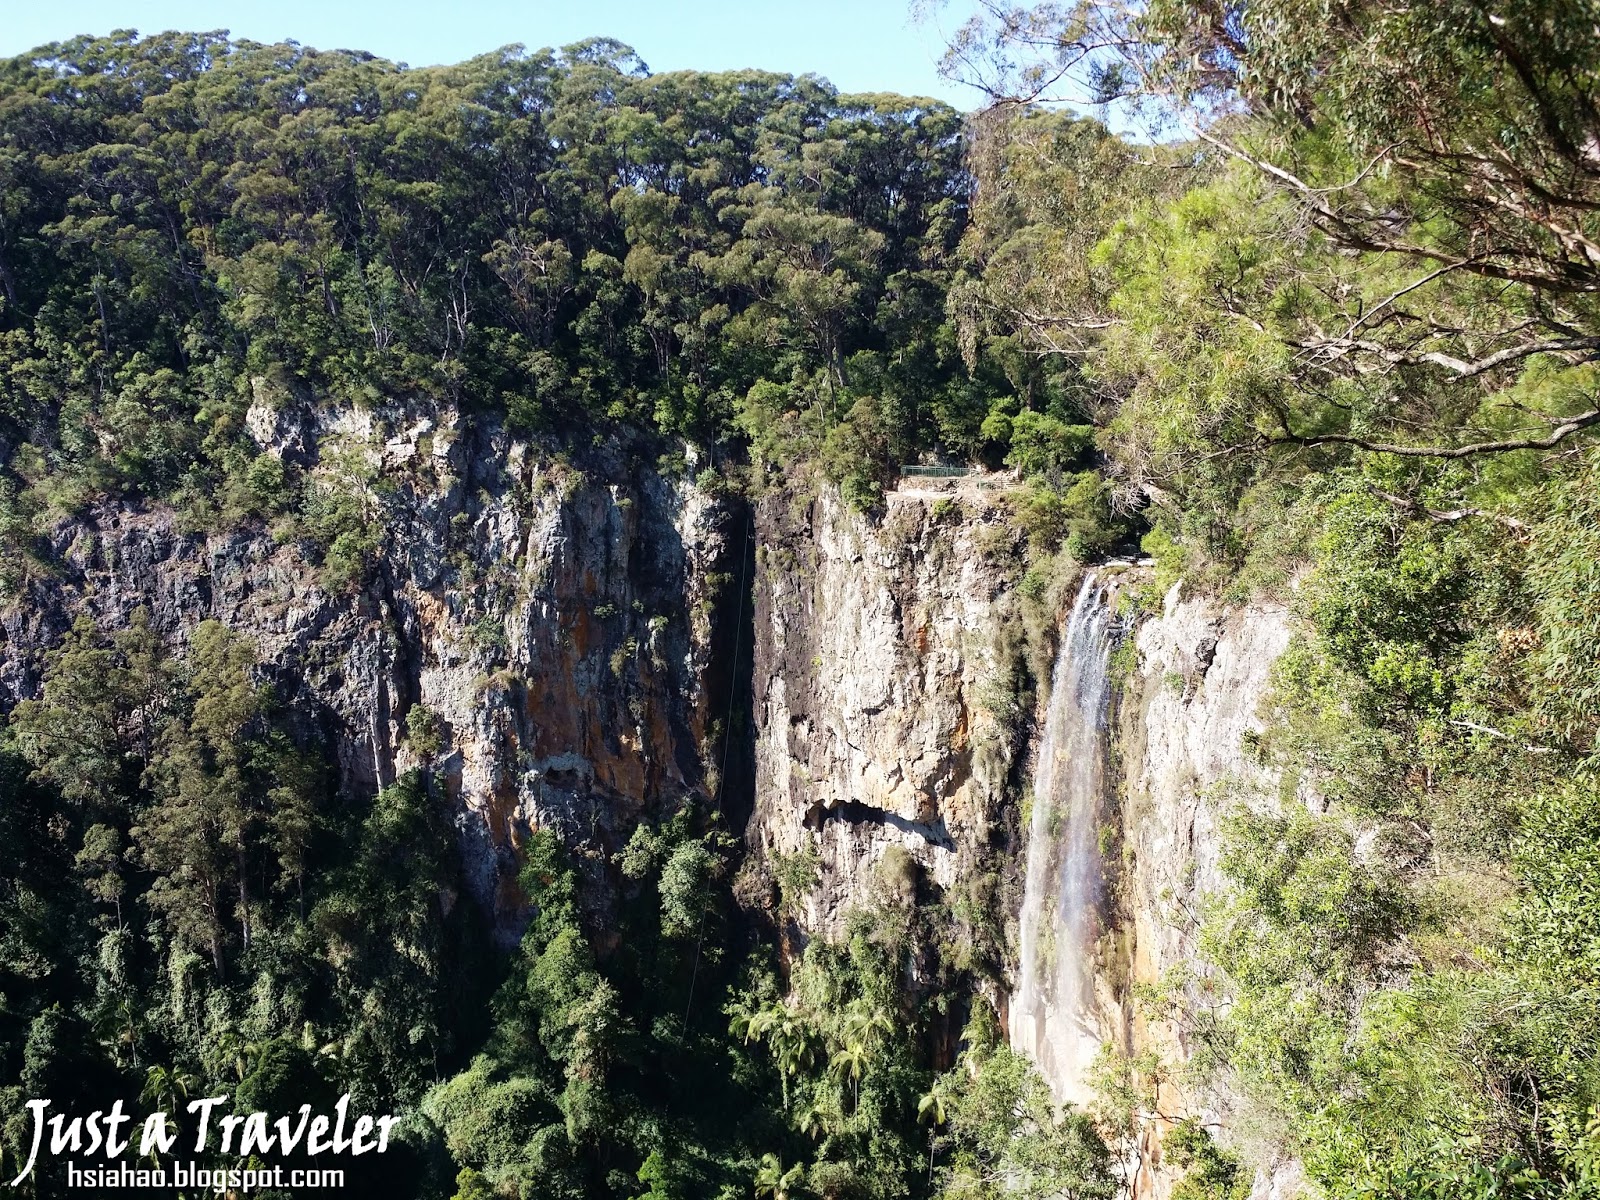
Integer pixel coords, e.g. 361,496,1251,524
899,465,973,478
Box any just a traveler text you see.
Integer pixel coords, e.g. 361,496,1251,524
8,1094,398,1185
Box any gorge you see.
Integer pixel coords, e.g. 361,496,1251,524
0,405,1301,1195
3,13,1599,1200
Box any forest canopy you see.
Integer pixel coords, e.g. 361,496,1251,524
0,30,1095,532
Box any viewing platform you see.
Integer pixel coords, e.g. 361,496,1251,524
889,464,1013,501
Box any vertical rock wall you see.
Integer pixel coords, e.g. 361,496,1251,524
743,492,1303,1193
747,488,1026,937
2,440,1305,1193
743,486,1306,1184
0,399,748,940
1114,584,1300,1199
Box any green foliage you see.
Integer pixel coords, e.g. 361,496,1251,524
1184,461,1600,1193
771,842,822,918
1165,1120,1247,1200
1004,413,1093,478
425,811,789,1198
0,615,491,1194
1208,809,1415,1000
930,1040,1116,1200
405,704,445,760
0,31,1007,535
658,840,715,937
1528,454,1600,759
1005,474,1130,564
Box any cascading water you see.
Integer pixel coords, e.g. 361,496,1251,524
1011,575,1117,1106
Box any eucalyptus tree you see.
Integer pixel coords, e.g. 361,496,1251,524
933,0,1600,510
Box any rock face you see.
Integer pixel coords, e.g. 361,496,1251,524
1,432,1302,1192
0,399,748,939
747,489,1027,937
742,492,1304,1195
1113,583,1298,1199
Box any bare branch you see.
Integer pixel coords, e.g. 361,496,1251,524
1341,262,1470,341
1447,719,1559,756
1304,145,1403,195
1270,408,1600,458
1367,487,1531,536
1290,335,1600,378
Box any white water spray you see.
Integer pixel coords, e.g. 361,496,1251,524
1011,575,1116,1105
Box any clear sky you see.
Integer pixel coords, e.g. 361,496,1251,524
0,0,984,108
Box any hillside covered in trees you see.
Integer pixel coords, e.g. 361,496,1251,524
0,30,1117,550
2,3,1600,1199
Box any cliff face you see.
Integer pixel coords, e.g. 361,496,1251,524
2,439,1301,1189
742,497,1302,1193
746,488,1027,938
1113,584,1300,1199
0,397,747,938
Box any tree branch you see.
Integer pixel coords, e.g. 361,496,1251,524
1191,127,1600,294
1290,334,1600,378
1340,262,1469,341
1269,408,1600,457
1447,719,1559,756
1367,487,1531,535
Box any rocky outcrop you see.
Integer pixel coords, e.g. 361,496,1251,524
744,492,1305,1191
0,398,747,939
747,488,1026,937
1113,583,1299,1199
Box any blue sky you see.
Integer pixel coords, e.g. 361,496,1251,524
0,0,984,108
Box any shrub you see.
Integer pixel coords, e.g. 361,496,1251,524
1004,412,1094,478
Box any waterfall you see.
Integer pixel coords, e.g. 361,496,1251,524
1011,575,1117,1105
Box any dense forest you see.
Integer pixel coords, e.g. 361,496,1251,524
1,1,1600,1198
0,29,1116,554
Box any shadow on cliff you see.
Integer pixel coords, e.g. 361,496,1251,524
704,504,758,836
